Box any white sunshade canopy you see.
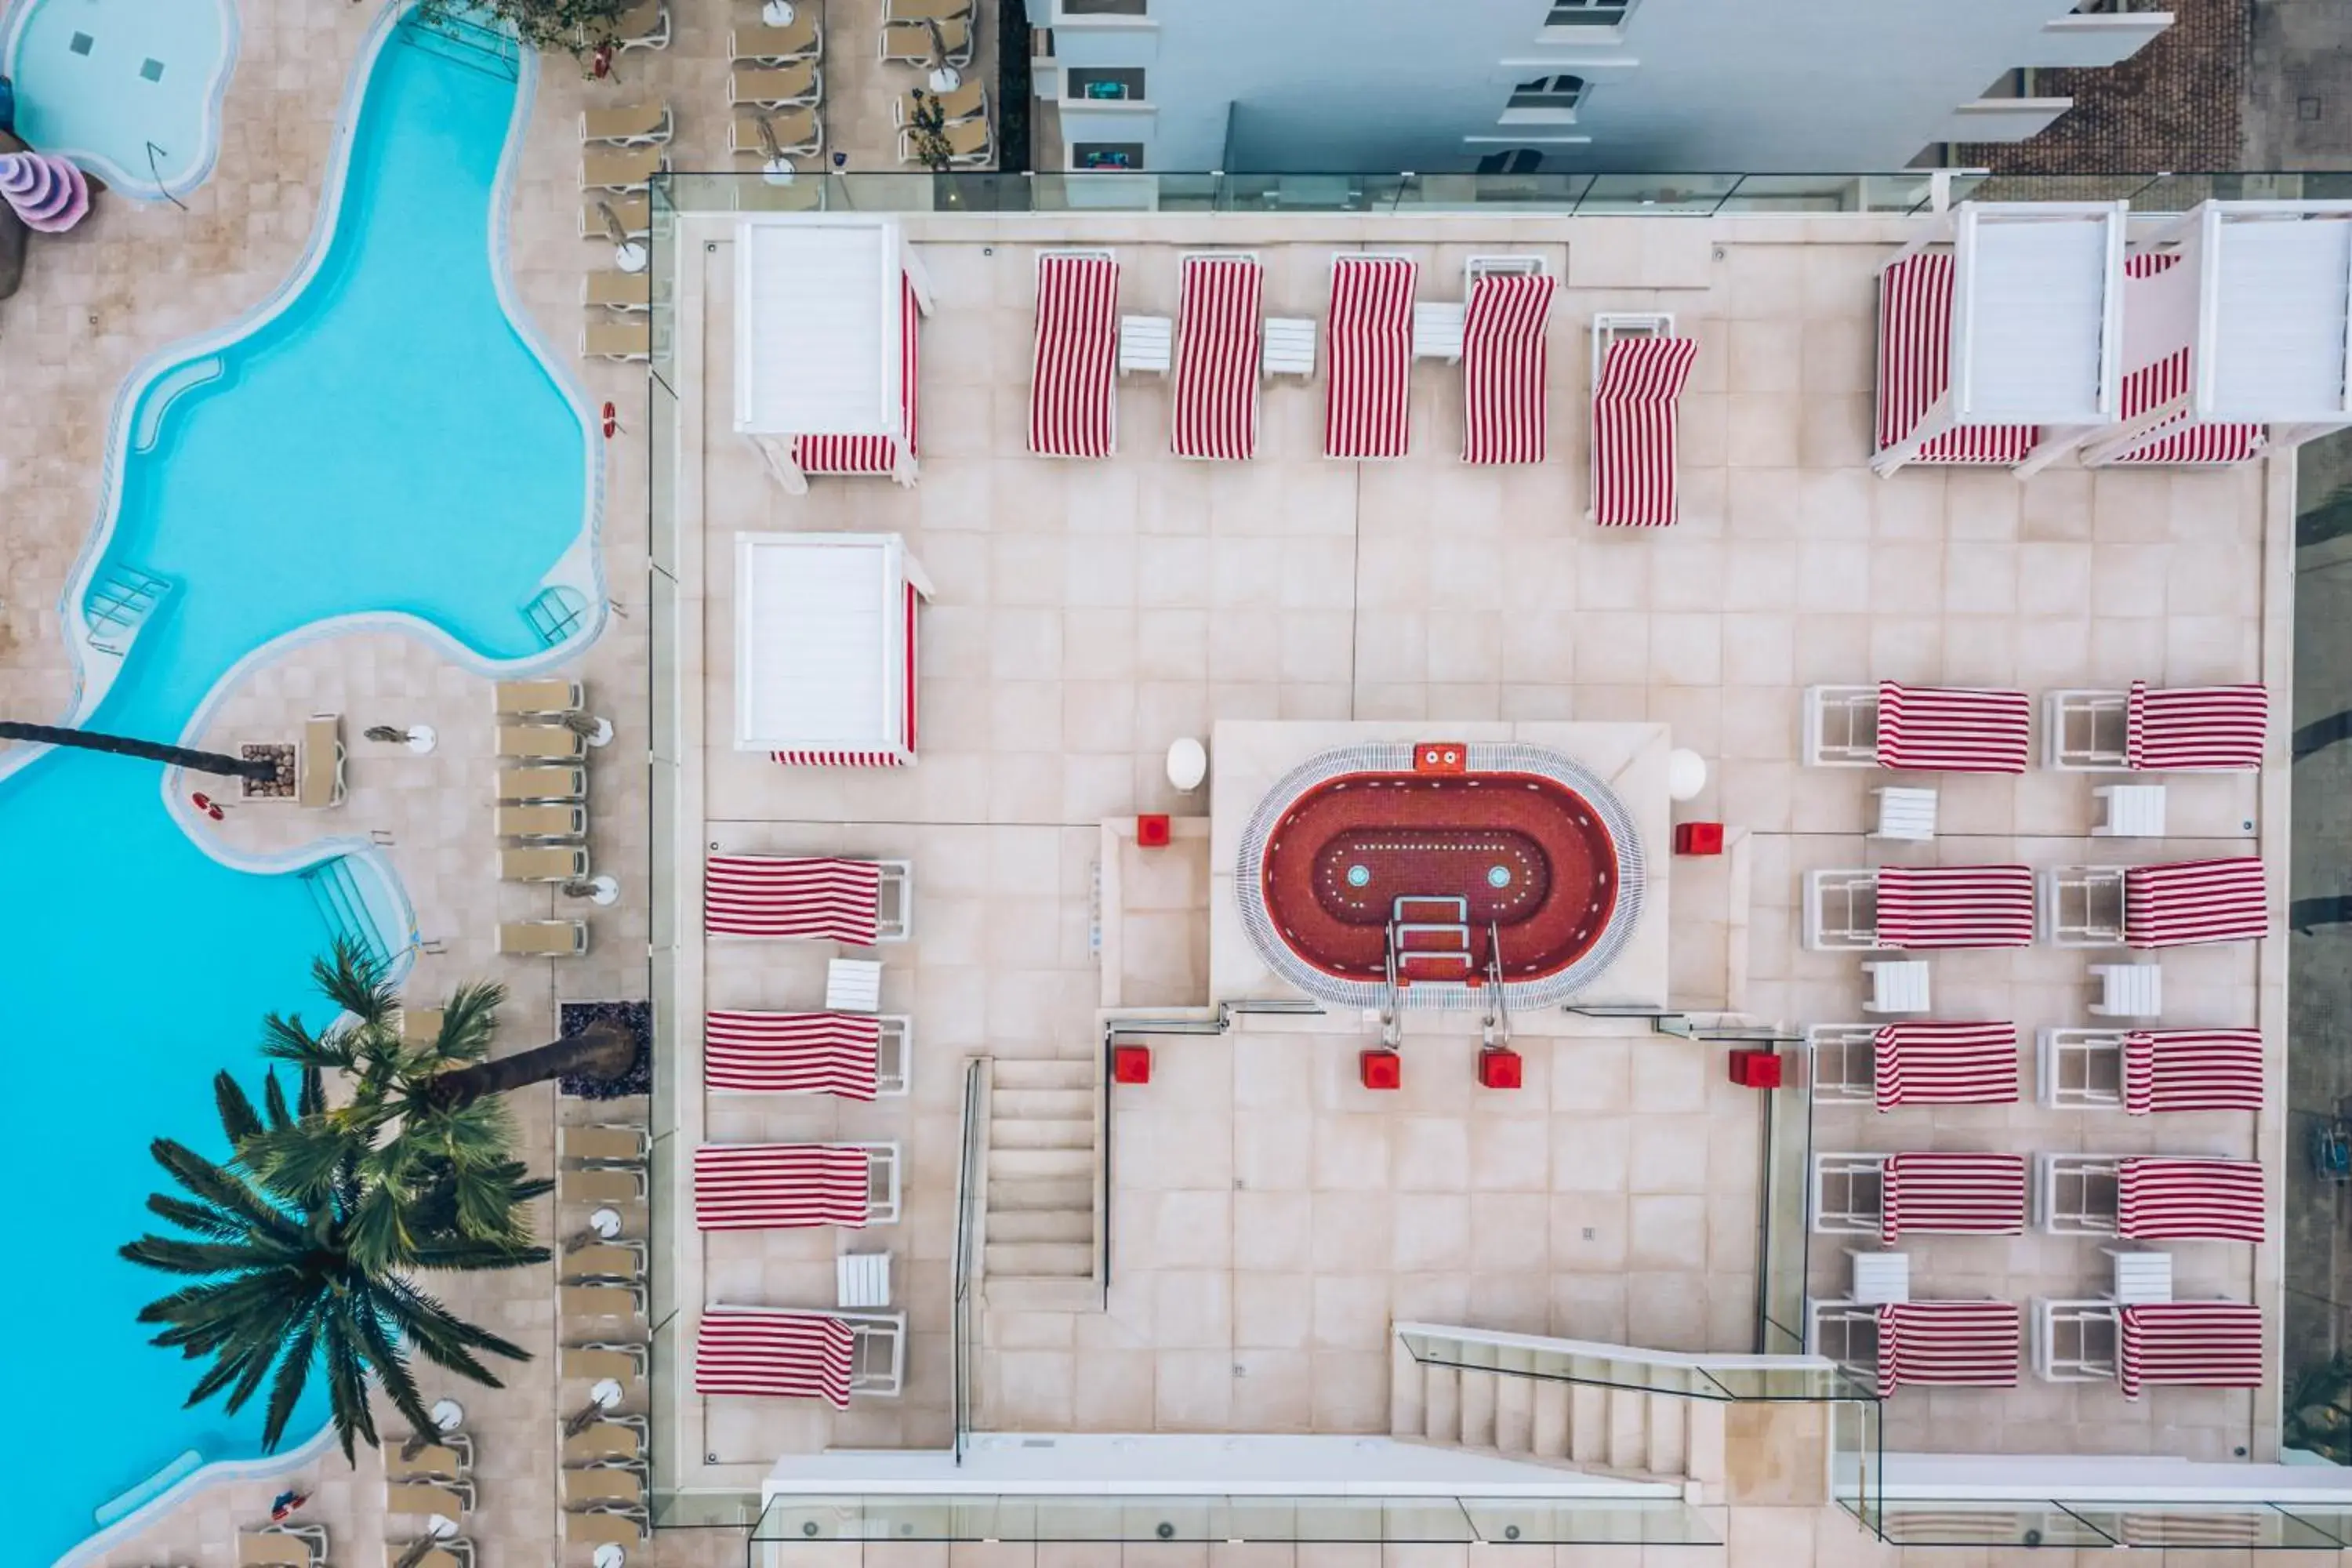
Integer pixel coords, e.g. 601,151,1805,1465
734,532,931,754
2200,202,2352,422
735,216,908,437
1949,202,2125,426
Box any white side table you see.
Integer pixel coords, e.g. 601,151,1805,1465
1261,317,1317,377
838,1251,891,1308
2089,962,2161,1019
2093,784,2167,837
1870,787,1938,842
1118,314,1172,376
1847,1249,1911,1305
1412,301,1465,361
826,958,884,1014
1863,960,1931,1014
2104,1247,2173,1305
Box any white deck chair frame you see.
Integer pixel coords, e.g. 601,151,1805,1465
1588,311,1679,390
847,1142,905,1224
875,1014,913,1095
1806,1024,1878,1104
1811,1152,1888,1235
2041,865,2128,947
1804,869,1882,951
875,858,914,941
1803,685,1880,767
2038,1027,2127,1108
844,1310,908,1394
2031,1298,2119,1382
2045,688,2130,770
1808,1299,1881,1386
2034,1151,2122,1235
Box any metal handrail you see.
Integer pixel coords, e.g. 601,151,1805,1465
949,1057,986,1464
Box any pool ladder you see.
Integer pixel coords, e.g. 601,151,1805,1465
1481,922,1511,1049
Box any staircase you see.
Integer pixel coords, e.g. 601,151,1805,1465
1389,1325,1739,1490
980,1058,1102,1305
1392,897,1473,983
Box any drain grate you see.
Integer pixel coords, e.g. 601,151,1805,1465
140,57,164,82
67,31,92,54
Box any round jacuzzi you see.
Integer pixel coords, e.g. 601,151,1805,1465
1236,742,1646,1011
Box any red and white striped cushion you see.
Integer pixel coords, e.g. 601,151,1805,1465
1872,1022,2019,1111
1171,255,1262,460
706,1011,881,1099
1875,681,2031,773
1591,336,1700,527
694,1143,871,1229
1875,1300,2020,1398
1880,1151,2027,1243
2126,682,2267,771
1461,272,1556,465
2122,1029,2263,1115
794,272,920,476
706,855,882,942
1875,864,2036,949
1030,252,1120,459
2124,857,2268,948
2111,253,2262,466
1875,253,2039,464
1325,255,1416,459
695,1308,855,1406
2117,1301,2263,1400
2117,1156,2265,1243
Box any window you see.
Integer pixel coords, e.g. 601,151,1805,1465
1073,141,1145,170
1062,0,1147,13
1508,74,1587,111
1545,0,1629,23
1476,149,1546,175
1066,67,1146,102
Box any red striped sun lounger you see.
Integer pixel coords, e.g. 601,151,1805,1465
1591,335,1700,526
1876,864,2036,949
1171,255,1262,460
1324,255,1416,459
2117,1301,2262,1400
695,1143,871,1229
1875,681,2031,772
706,855,882,942
1029,252,1120,459
1875,1300,2020,1398
2122,1028,2263,1115
2108,254,2263,467
795,272,920,476
1880,1151,2027,1243
2126,682,2267,771
2124,857,2268,947
706,1011,881,1099
1876,253,2038,464
1872,1022,2019,1112
695,1308,855,1406
2117,1156,2265,1243
1461,272,1556,465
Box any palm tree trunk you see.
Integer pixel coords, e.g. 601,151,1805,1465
0,720,275,781
422,1020,637,1110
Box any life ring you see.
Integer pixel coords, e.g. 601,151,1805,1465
190,790,223,822
601,401,619,438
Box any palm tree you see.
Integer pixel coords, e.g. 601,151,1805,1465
0,720,274,780
122,1068,546,1460
238,940,635,1271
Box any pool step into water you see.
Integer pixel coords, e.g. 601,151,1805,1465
981,1058,1102,1289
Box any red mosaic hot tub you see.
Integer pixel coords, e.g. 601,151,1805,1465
1236,742,1646,1010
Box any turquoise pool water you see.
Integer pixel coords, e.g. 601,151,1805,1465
2,0,238,201
3,12,599,1566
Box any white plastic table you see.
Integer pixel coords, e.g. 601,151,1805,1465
2106,1247,2173,1305
1863,960,1930,1014
2089,962,2161,1019
826,958,884,1014
1847,1248,1911,1305
1870,786,1938,842
2093,784,2167,837
838,1251,891,1308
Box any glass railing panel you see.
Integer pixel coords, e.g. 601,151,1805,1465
1713,174,1871,214
2065,1504,2348,1551
1875,1503,2116,1548
1216,1497,1392,1543
1390,172,1595,211
2274,1508,2352,1547
655,1490,764,1529
1458,1499,1719,1545
1576,174,1742,213
1828,1397,1880,1533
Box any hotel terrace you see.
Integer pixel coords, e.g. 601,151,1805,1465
586,177,2352,1563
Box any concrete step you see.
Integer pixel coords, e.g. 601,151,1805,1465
1457,1367,1497,1449
987,1147,1094,1181
985,1177,1095,1212
992,1088,1095,1122
1421,1363,1460,1445
985,1241,1095,1278
1530,1379,1570,1460
1645,1391,1686,1476
983,1275,1103,1312
991,1059,1096,1092
1568,1384,1608,1465
1389,1340,1425,1438
1494,1370,1534,1455
990,1116,1095,1151
982,1207,1094,1244
1605,1386,1647,1472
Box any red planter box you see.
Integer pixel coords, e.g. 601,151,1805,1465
1727,1048,1784,1089
1674,821,1726,855
1477,1048,1523,1090
1137,814,1172,848
1112,1044,1152,1084
1359,1049,1403,1091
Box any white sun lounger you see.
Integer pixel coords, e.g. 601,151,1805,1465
297,713,347,809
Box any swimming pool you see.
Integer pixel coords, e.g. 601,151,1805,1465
6,9,601,1564
2,0,238,201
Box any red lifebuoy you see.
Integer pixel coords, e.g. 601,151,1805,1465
601,401,619,438
191,791,224,822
